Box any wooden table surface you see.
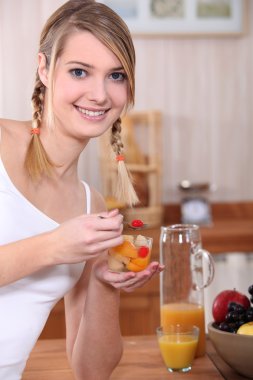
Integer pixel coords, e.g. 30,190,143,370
23,336,246,380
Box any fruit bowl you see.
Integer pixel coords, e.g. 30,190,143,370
208,322,253,379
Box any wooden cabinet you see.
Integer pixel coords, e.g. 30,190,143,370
40,202,253,339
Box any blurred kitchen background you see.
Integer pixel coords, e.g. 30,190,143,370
0,0,252,334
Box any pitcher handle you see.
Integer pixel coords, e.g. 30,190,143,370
195,248,215,290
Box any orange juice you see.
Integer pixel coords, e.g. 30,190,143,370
158,334,198,371
161,303,205,357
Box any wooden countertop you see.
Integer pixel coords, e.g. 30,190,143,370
23,336,245,380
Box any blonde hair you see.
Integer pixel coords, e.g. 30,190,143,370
25,0,139,206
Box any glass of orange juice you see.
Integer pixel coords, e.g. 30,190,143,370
157,325,199,373
108,235,153,272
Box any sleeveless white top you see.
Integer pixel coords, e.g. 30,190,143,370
0,157,90,379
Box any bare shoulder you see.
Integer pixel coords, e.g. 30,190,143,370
89,185,107,213
0,118,31,137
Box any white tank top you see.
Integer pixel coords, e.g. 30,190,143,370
0,156,90,379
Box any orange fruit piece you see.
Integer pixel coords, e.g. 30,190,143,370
127,261,145,272
127,256,150,272
131,257,149,268
110,240,138,259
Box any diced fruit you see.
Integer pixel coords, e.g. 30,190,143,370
135,235,147,246
237,322,253,335
131,257,149,268
108,234,151,273
123,235,134,243
131,219,144,228
108,255,125,272
110,253,130,265
110,240,138,259
212,289,250,323
138,246,149,258
127,261,145,272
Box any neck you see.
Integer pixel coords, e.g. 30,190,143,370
39,125,90,180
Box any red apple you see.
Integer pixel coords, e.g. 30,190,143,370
212,289,250,323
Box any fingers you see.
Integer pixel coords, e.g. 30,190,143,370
98,208,119,218
104,262,164,291
87,235,123,254
95,211,123,232
122,263,164,291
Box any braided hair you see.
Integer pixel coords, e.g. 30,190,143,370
111,118,139,206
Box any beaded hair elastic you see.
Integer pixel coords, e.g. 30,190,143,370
31,128,40,135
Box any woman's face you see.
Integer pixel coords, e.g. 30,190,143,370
42,31,129,140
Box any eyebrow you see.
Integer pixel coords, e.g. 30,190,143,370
66,60,124,71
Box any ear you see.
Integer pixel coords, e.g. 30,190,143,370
37,53,49,87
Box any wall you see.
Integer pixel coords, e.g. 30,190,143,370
0,0,252,203
133,0,253,203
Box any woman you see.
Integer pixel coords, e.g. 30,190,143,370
0,1,163,379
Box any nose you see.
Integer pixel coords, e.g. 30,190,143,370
86,77,107,104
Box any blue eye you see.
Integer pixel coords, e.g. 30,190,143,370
70,69,86,78
110,72,127,81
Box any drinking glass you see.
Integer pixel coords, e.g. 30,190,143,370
108,234,153,272
157,325,199,373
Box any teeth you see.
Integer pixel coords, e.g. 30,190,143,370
77,107,105,117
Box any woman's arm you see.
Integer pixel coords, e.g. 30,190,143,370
0,209,123,287
65,254,163,380
0,232,57,286
65,257,123,380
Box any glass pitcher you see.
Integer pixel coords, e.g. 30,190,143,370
159,224,215,357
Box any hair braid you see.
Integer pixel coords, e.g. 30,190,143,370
24,75,55,179
111,118,139,207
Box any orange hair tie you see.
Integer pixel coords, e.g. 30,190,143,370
31,128,40,135
116,154,125,162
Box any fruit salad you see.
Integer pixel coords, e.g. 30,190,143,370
108,234,153,272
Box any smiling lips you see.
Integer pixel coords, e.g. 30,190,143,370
76,106,107,118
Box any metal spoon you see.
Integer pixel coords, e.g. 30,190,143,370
98,216,148,230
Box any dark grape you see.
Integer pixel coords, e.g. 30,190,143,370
228,302,239,312
228,322,238,332
218,322,236,333
227,302,245,313
248,284,253,296
238,312,246,322
246,307,253,322
235,305,246,313
225,311,237,322
235,320,245,328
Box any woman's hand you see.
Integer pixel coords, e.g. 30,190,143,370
93,255,164,292
50,209,124,265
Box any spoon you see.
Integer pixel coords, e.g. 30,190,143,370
126,219,149,230
98,216,148,230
